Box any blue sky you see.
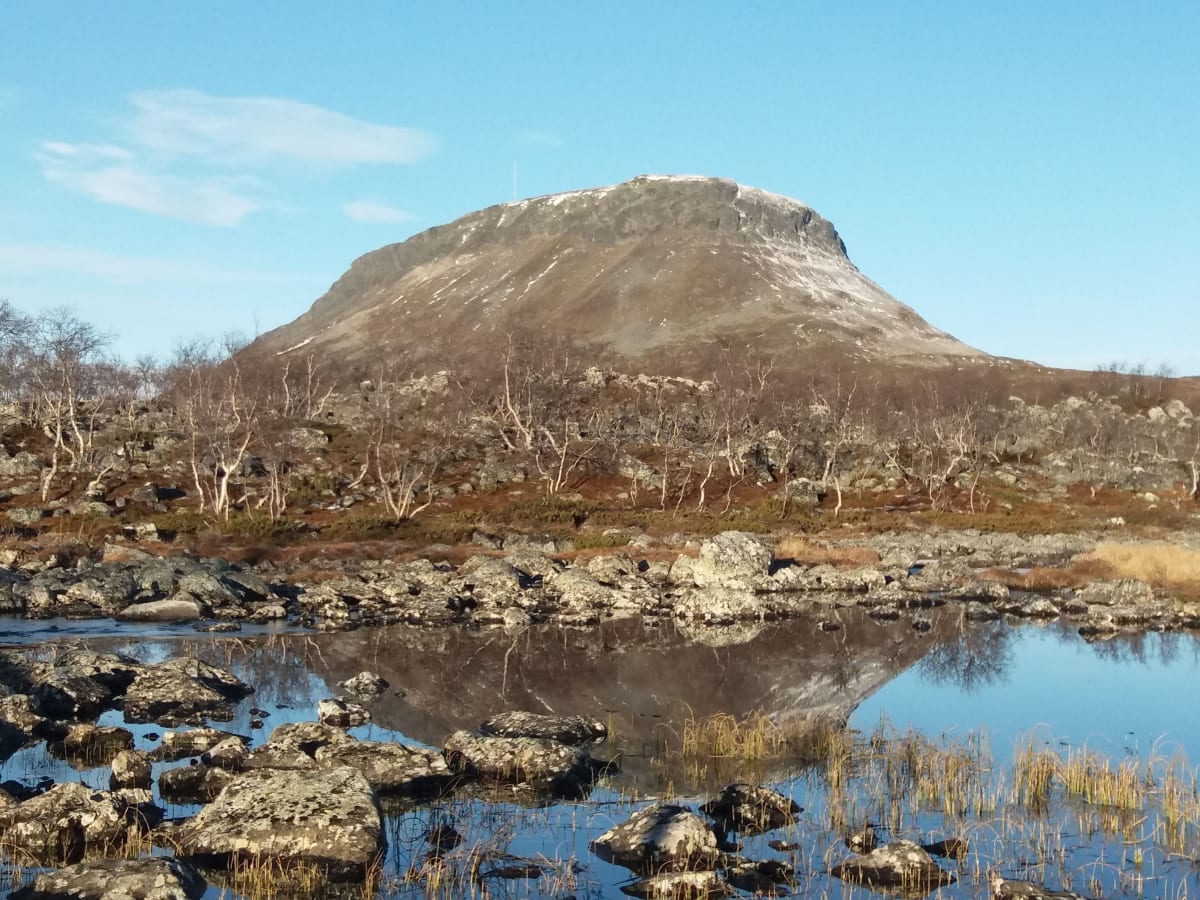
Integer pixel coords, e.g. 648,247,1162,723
2,2,1197,372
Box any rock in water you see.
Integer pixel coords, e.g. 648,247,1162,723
621,870,732,898
0,782,151,864
11,856,206,899
443,730,597,794
989,871,1089,899
110,749,152,790
590,803,721,874
317,697,370,727
830,840,955,893
480,710,608,745
845,823,878,853
176,766,384,880
339,671,389,699
700,783,800,834
315,741,453,797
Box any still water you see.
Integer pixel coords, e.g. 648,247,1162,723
2,610,1199,898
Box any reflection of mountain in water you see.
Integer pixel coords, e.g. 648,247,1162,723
290,609,973,752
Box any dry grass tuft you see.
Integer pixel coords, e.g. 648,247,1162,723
1080,542,1200,594
980,558,1116,592
680,710,845,764
774,535,880,568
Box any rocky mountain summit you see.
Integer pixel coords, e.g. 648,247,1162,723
250,175,985,373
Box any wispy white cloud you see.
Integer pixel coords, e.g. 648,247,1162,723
37,89,436,225
0,241,311,286
38,143,263,226
128,89,437,165
515,129,565,149
342,199,415,224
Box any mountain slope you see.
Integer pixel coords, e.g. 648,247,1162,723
250,175,986,372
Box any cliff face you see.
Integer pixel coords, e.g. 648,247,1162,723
250,175,984,374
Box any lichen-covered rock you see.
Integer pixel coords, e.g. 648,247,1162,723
988,870,1087,899
945,580,1010,602
59,724,134,767
480,711,608,745
154,657,251,700
443,730,596,792
151,728,247,761
1075,579,1155,608
10,856,206,900
725,859,796,894
123,659,249,725
0,782,150,863
116,597,208,622
700,783,800,834
176,766,385,880
267,721,355,752
317,697,370,727
830,840,955,892
54,649,144,692
0,693,45,735
621,870,732,898
33,671,112,720
339,671,389,699
590,803,721,874
244,743,320,771
158,763,237,804
123,671,233,725
110,749,153,790
673,586,764,624
315,740,452,796
691,532,773,589
200,736,248,771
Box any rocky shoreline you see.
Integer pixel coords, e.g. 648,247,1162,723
0,529,1198,896
2,529,1198,639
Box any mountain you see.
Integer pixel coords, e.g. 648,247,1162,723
249,175,986,374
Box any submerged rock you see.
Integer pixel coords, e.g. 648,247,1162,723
176,766,385,880
700,783,800,834
10,856,206,900
989,871,1088,899
921,836,968,858
725,859,795,894
590,803,721,874
830,840,955,893
480,710,608,745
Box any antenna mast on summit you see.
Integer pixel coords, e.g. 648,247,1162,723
512,159,518,200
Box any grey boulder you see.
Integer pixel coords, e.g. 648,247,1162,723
176,766,384,880
480,710,608,745
590,803,721,874
10,856,205,900
830,840,955,892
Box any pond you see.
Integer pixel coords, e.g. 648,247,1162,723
2,610,1199,898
